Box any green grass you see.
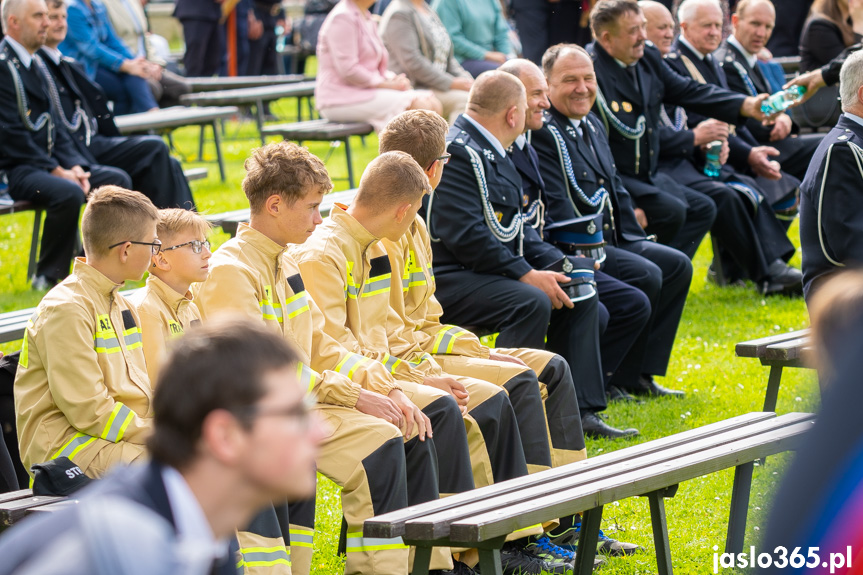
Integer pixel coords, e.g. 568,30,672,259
0,99,817,574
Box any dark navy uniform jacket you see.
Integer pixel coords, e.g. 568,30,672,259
800,114,863,299
426,114,560,279
587,41,746,182
173,0,222,22
530,108,647,245
0,39,90,173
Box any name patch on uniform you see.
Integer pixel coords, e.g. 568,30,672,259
287,273,305,294
369,255,392,277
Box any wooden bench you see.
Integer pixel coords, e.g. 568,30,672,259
206,188,358,237
185,74,307,93
0,489,66,531
736,329,813,412
115,106,239,181
365,411,815,575
180,82,317,144
261,120,375,188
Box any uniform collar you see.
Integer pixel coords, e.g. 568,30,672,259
236,223,288,259
844,112,863,130
71,258,123,296
5,36,33,69
728,35,758,68
330,203,379,249
462,114,508,158
40,45,62,65
514,134,527,149
568,117,583,135
678,36,707,60
146,274,193,314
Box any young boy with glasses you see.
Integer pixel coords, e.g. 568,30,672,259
15,185,159,479
130,208,211,381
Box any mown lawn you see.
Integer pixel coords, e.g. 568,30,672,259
0,97,817,574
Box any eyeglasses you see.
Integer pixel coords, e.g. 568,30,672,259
162,239,211,254
425,153,452,171
108,239,162,255
237,393,317,429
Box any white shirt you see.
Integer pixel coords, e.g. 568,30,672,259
728,35,758,68
679,36,708,61
569,117,584,137
161,466,230,575
462,114,508,158
514,134,527,150
40,46,63,65
5,36,33,69
844,112,863,130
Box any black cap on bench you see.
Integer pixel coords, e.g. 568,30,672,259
31,457,94,496
545,214,607,264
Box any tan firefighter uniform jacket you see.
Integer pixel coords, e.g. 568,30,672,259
193,223,401,405
129,274,202,382
15,259,152,477
383,216,491,360
293,205,447,385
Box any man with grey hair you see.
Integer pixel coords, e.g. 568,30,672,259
799,49,863,301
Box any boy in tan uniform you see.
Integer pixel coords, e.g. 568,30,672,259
131,209,209,381
194,143,473,575
15,186,159,478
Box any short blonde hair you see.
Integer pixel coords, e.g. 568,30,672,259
157,208,212,246
82,186,159,258
242,141,333,214
354,151,432,211
467,71,526,117
379,110,449,170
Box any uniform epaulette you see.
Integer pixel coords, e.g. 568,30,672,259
0,53,6,61
833,129,853,142
448,129,471,147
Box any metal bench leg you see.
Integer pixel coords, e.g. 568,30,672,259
411,545,433,575
344,138,356,189
198,125,206,161
255,99,266,146
762,365,783,412
647,491,674,575
27,208,44,279
725,461,754,555
574,506,603,575
212,121,227,182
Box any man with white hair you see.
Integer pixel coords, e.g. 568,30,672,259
716,0,821,185
647,0,802,295
799,50,863,301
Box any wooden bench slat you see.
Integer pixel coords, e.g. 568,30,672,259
401,413,813,541
114,106,239,134
364,411,775,538
180,82,316,107
0,490,34,505
735,329,810,358
448,416,814,543
186,75,307,92
763,337,811,361
261,120,373,140
0,495,66,528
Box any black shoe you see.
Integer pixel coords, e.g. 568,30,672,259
632,375,685,398
430,560,479,575
606,385,641,403
581,412,639,439
759,260,803,296
706,262,745,288
474,542,569,575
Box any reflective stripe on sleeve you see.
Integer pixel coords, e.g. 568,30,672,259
238,546,291,568
284,291,311,319
334,353,370,379
52,432,97,460
381,353,403,374
288,528,314,549
297,363,318,393
362,273,391,297
345,532,407,553
260,285,284,323
94,314,121,353
345,262,360,299
101,402,135,442
123,326,143,350
431,325,469,355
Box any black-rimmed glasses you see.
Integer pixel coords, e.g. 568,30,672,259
162,239,211,254
108,239,162,255
425,153,452,171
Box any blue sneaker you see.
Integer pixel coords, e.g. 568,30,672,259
549,523,643,557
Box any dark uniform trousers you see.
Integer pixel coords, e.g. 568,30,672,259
530,109,693,387
717,40,822,184
588,41,754,259
428,116,609,414
38,51,196,211
799,115,863,300
173,0,224,77
510,141,650,389
0,42,132,282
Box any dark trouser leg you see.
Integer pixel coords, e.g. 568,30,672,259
90,135,195,209
181,18,223,77
534,354,586,458
461,59,502,77
666,180,717,259
503,370,553,470
619,240,692,378
94,67,132,115
436,270,552,350
771,134,821,182
467,385,529,483
594,268,652,387
418,395,474,495
511,0,549,64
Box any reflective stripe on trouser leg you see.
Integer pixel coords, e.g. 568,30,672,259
313,404,410,575
397,380,474,495
286,498,315,575
458,377,529,485
237,505,291,574
495,348,587,467
433,354,552,472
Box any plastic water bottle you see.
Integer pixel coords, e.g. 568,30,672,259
703,140,722,178
760,85,807,115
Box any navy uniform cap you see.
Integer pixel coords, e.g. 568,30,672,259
545,214,606,264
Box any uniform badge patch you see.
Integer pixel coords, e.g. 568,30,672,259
495,211,503,222
611,101,620,113
587,220,597,234
622,102,633,113
562,259,573,273
483,149,495,161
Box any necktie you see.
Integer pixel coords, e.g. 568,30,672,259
580,125,600,166
626,65,638,88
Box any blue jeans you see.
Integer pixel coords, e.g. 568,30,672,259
95,67,158,115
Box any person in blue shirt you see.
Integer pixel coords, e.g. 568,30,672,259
59,0,158,114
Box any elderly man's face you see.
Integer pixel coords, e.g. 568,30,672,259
45,3,68,48
643,4,675,55
601,9,648,65
682,2,724,55
8,0,50,52
547,50,597,120
520,66,551,132
732,1,775,55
